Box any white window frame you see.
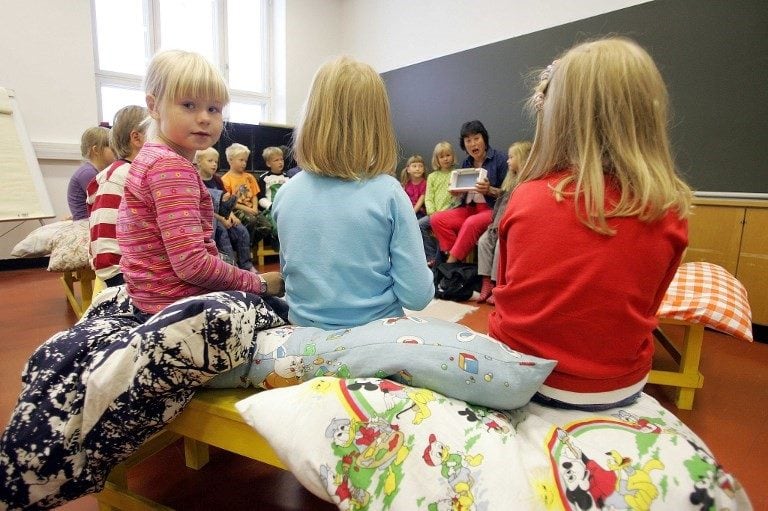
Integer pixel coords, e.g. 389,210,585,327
91,0,275,124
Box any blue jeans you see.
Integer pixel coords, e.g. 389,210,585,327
215,223,254,270
419,215,439,262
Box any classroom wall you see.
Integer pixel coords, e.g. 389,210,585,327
0,0,651,260
341,0,650,73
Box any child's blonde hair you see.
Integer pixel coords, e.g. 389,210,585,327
144,49,229,107
520,36,692,234
80,126,111,160
193,146,219,165
431,141,455,171
294,56,398,180
226,142,250,161
262,146,283,162
400,155,425,186
144,49,229,141
500,141,532,192
109,105,148,159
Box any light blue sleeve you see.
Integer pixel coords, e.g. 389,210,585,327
388,185,435,311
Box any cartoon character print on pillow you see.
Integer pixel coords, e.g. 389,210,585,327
237,378,752,511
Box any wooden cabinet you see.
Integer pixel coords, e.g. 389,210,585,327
683,198,768,325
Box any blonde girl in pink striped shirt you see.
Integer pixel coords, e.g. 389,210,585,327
117,50,283,314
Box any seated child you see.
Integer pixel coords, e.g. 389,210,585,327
221,143,272,247
400,154,427,218
117,49,283,316
68,126,115,221
476,140,532,303
257,146,290,249
272,56,434,330
420,141,459,266
194,147,257,272
86,105,148,287
488,37,692,411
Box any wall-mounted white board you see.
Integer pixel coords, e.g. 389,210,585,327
0,87,55,222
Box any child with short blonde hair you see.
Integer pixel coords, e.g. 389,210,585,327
67,126,115,220
194,147,255,271
117,49,283,315
488,37,692,410
222,143,272,246
259,146,287,211
86,105,148,286
400,154,427,218
257,146,289,248
272,56,434,329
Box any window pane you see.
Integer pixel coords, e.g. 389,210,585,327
228,0,265,92
228,102,266,124
94,0,147,74
158,0,217,63
100,86,147,125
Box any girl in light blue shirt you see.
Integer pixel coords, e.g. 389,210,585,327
272,56,434,330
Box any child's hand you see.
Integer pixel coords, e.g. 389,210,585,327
261,271,285,296
230,214,241,224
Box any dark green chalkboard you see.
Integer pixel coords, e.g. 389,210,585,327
383,0,768,195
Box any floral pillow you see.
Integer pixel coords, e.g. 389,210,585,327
47,219,90,272
207,316,556,410
236,378,752,510
11,220,71,258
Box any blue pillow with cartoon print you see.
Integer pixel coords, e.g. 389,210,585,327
207,316,556,410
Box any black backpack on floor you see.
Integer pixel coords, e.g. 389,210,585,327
432,262,479,302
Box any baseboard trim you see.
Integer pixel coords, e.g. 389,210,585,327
0,257,49,271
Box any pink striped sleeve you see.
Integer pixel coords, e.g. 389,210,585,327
146,160,263,293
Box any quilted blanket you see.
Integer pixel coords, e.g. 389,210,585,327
0,287,287,509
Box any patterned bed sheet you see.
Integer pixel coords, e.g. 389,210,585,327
0,286,753,510
238,377,753,510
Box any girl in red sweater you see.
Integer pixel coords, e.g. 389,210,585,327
488,37,693,411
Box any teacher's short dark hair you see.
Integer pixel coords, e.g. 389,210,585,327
459,120,489,151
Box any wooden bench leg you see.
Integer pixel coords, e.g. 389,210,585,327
78,268,94,312
673,322,705,409
60,268,96,318
183,437,210,469
649,321,705,410
95,430,179,510
252,240,279,268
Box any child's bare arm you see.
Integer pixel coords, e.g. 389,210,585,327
413,194,426,213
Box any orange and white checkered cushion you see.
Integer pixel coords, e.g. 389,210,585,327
657,262,753,342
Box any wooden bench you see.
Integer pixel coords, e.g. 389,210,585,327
253,240,278,267
96,388,284,510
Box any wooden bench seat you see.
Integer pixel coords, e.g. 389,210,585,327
96,388,284,510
